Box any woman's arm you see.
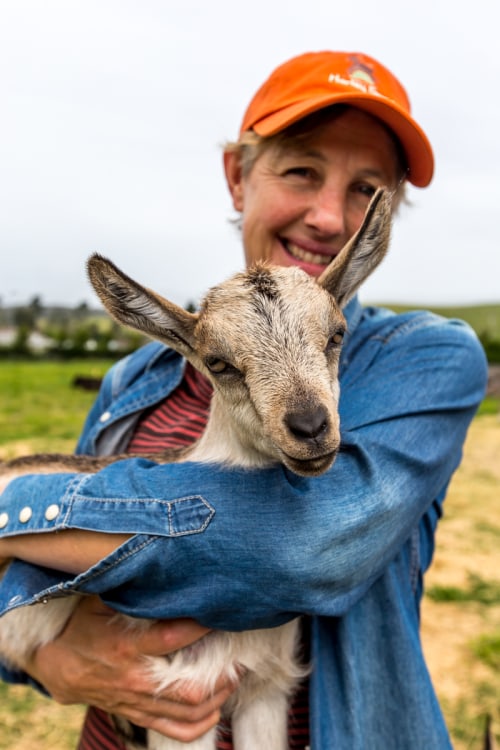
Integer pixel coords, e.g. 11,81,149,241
0,529,130,574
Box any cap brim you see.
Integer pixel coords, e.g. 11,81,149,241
251,93,434,188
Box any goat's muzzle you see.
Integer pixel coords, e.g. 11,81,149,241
281,448,339,477
277,403,340,476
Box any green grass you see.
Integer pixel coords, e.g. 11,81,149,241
426,573,500,606
439,683,499,749
477,397,500,416
471,634,500,671
0,359,106,747
0,359,110,452
0,682,84,749
474,520,500,539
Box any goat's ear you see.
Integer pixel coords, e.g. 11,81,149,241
317,188,392,307
87,254,198,356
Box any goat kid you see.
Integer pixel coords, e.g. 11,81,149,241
0,189,391,750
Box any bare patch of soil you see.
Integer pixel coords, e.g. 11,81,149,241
421,416,500,748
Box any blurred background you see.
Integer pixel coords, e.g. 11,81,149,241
1,0,499,310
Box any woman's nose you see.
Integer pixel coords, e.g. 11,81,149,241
304,190,346,237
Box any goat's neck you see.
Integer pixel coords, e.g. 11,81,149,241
186,395,271,469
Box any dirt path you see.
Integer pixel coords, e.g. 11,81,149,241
421,415,500,748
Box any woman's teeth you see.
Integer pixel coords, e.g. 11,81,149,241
284,240,331,266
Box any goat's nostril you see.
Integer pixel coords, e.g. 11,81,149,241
285,405,329,441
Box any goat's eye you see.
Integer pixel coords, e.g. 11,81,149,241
205,358,243,379
325,329,345,352
205,357,229,374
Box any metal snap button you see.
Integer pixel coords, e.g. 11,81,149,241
45,504,60,521
19,507,33,523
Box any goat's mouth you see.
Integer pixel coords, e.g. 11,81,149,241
282,449,338,477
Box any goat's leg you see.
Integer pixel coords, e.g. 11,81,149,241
231,686,289,750
0,595,80,671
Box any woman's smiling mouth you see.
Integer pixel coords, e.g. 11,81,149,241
281,238,336,266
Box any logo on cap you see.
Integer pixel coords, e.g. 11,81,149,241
347,54,376,85
328,54,380,97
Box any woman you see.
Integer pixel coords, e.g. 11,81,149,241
0,51,488,749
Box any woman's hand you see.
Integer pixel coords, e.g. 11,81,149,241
27,596,239,743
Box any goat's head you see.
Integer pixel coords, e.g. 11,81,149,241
87,189,391,477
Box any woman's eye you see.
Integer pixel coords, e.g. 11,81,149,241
283,166,314,179
355,183,378,198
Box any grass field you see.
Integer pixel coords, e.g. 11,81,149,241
0,359,110,456
0,359,498,749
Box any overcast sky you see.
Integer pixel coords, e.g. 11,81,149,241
1,0,498,310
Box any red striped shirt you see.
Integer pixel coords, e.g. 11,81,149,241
77,707,127,750
78,362,310,749
127,362,213,452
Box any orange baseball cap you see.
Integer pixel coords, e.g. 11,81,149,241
240,51,434,187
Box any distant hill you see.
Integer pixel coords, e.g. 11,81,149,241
375,303,500,340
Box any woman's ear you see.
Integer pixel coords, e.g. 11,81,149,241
223,150,244,212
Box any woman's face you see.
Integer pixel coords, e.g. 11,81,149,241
225,108,400,277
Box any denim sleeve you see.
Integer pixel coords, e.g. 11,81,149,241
0,318,488,632
73,349,136,454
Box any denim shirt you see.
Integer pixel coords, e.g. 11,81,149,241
0,297,488,749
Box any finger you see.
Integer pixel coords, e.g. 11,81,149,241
76,597,211,657
62,599,207,668
116,682,236,725
134,617,211,657
132,709,222,744
162,671,239,708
